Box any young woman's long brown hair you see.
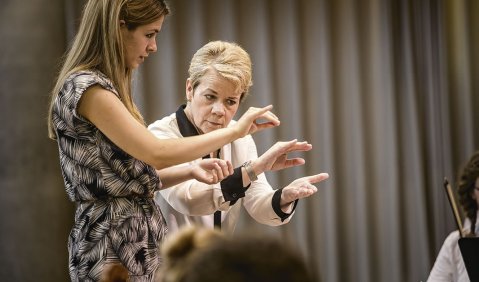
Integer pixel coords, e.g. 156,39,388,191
47,0,169,139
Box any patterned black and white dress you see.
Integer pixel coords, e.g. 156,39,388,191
52,70,168,281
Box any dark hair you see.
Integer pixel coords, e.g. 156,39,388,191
179,233,314,282
101,263,129,282
457,151,479,236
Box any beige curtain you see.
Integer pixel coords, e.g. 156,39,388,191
1,0,478,281
136,0,479,281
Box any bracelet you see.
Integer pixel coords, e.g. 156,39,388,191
242,160,258,182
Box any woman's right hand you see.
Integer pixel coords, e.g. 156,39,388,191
252,139,312,175
191,159,233,184
233,105,280,137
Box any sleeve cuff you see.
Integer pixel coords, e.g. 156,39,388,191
221,167,249,204
272,188,298,222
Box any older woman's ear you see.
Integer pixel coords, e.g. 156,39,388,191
185,79,194,101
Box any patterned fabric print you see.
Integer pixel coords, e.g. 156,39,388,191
53,70,168,281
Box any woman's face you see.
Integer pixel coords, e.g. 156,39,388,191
184,69,242,134
120,16,165,69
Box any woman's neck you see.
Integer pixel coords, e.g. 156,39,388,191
184,105,204,134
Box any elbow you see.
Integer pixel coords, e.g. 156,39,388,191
151,160,176,171
262,218,288,226
147,155,166,170
151,160,167,170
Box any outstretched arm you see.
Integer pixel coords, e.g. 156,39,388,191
240,140,329,212
240,139,314,186
158,158,233,189
77,86,280,170
280,173,329,211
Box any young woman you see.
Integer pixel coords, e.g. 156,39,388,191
47,1,279,281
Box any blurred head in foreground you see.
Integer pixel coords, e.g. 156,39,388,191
158,226,313,282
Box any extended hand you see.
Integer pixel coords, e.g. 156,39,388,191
191,159,233,184
234,105,280,137
280,173,330,207
253,139,313,174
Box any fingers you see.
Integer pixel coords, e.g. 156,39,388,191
261,139,312,172
215,159,232,180
280,140,312,153
209,168,218,184
283,158,306,168
227,160,234,175
289,141,312,152
282,181,318,202
246,105,277,122
212,162,224,180
268,140,312,157
245,105,280,134
304,173,330,184
258,109,280,125
282,172,330,202
196,159,233,184
252,121,277,134
210,159,234,180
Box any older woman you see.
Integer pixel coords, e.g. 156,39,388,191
149,41,329,233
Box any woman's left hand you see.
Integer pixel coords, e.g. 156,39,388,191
280,173,330,210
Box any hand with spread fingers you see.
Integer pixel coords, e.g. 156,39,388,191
234,105,280,137
280,173,330,208
241,140,329,212
250,139,312,175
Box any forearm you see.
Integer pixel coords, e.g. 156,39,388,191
160,181,228,216
157,166,193,189
80,88,241,170
242,179,295,225
150,128,239,169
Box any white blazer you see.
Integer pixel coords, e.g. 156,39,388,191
148,107,295,234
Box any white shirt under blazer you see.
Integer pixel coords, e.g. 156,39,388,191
148,105,296,234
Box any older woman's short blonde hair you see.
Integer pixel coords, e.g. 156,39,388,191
188,41,253,101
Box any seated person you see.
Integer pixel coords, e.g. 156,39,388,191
148,40,329,233
427,151,479,281
157,225,314,282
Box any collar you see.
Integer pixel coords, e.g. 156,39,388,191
176,104,200,138
175,105,215,159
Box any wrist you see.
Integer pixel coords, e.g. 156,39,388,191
280,195,288,207
280,194,293,211
250,159,262,176
227,126,242,141
242,160,258,182
188,163,196,179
